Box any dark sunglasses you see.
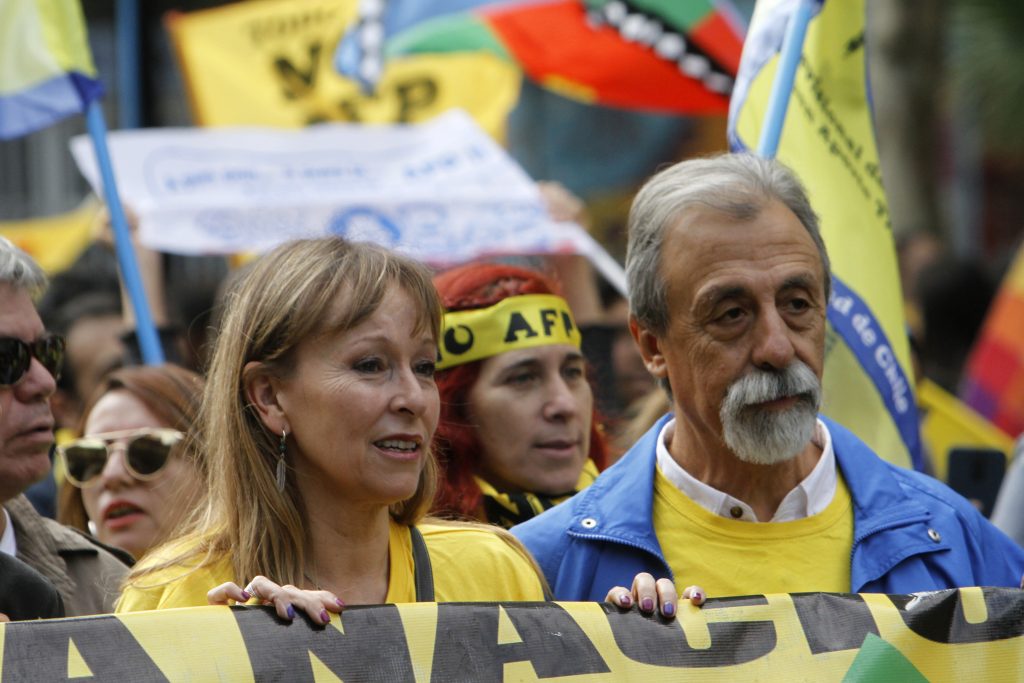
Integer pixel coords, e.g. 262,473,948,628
0,334,65,386
58,428,185,488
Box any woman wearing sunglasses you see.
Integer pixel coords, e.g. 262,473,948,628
116,238,688,622
57,364,205,561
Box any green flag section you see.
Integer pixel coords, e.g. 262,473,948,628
729,0,922,470
842,633,930,683
1,588,1022,680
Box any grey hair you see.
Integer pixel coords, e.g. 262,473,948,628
0,236,46,297
625,153,831,336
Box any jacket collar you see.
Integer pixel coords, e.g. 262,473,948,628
823,416,932,534
567,413,672,556
569,414,943,578
5,495,81,596
823,417,947,589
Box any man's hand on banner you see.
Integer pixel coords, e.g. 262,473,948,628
604,572,706,619
207,576,345,626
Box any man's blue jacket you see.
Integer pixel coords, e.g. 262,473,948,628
512,414,1024,600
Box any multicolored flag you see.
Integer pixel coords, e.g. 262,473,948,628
729,0,923,469
337,0,745,114
0,0,103,139
961,244,1024,439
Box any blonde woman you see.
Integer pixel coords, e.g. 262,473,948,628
118,238,689,622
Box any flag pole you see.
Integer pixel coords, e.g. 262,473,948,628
116,0,142,129
755,0,816,158
84,101,165,365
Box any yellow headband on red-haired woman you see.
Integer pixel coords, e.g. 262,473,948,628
437,294,582,371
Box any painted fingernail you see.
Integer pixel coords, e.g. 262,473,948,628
693,591,705,603
641,598,654,612
336,598,346,609
663,601,675,616
239,590,251,601
286,604,296,620
619,594,632,608
320,610,330,623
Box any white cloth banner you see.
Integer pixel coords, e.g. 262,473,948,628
70,110,625,292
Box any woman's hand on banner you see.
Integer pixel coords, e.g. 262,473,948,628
604,572,706,620
207,576,344,626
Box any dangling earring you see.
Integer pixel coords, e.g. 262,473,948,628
276,429,288,492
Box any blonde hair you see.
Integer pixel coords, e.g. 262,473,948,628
126,237,442,588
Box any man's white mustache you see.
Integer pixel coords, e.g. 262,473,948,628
723,361,821,411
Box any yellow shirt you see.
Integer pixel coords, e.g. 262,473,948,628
653,467,854,597
117,520,545,612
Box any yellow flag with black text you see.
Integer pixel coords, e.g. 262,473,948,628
166,0,521,138
729,0,921,469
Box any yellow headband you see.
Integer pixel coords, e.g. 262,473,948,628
437,294,582,370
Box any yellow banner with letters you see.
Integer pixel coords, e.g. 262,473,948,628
1,588,1021,680
166,0,521,138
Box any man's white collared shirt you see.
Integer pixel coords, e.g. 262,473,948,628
655,418,836,522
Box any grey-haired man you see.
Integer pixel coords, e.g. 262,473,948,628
0,237,129,615
514,153,1024,602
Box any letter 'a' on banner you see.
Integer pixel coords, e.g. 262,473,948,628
165,0,521,138
728,0,923,470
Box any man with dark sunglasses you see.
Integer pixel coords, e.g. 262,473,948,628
0,237,131,616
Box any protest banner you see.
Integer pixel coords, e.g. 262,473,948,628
729,0,922,470
166,0,520,138
69,110,627,292
1,588,1021,680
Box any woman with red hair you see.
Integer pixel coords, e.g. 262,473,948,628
432,262,608,528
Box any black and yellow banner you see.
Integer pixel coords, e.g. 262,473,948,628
166,0,520,138
2,588,1022,680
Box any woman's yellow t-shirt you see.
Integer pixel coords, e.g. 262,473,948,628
653,467,854,597
117,520,545,612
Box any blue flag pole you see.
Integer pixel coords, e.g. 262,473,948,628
84,101,165,365
755,0,816,158
116,0,142,130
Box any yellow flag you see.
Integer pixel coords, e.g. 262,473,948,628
166,0,521,138
730,0,921,469
0,198,97,274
